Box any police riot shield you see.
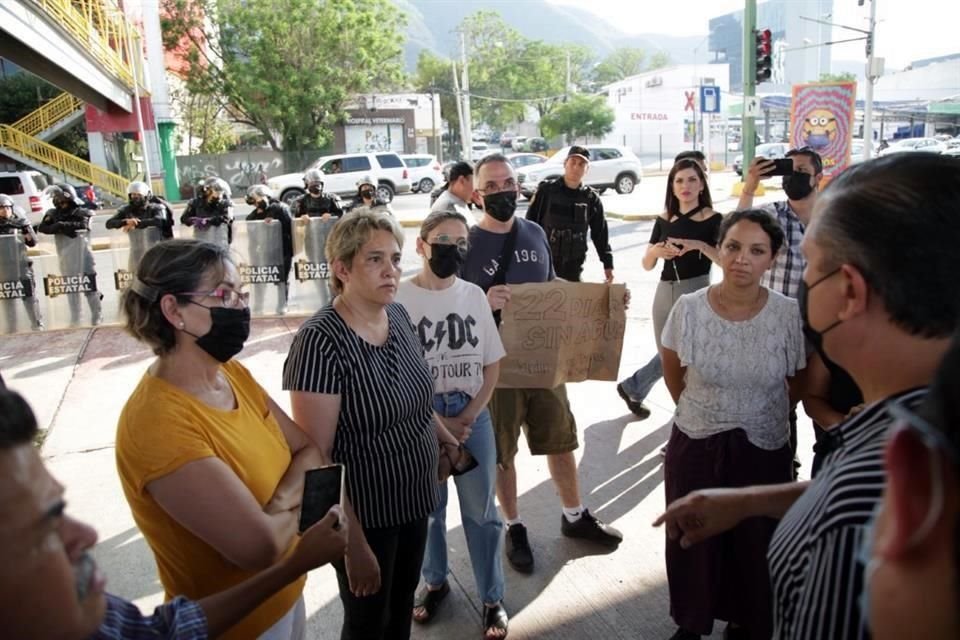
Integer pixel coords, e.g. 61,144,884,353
291,217,336,311
234,220,286,316
127,226,162,274
0,233,41,334
193,222,230,247
39,232,103,328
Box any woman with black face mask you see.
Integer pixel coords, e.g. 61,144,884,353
115,239,334,640
395,210,510,638
349,177,393,216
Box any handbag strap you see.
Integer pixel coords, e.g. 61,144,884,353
490,220,519,327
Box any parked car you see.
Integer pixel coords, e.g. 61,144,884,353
879,137,946,156
500,131,516,149
516,145,642,198
849,139,880,164
471,143,494,159
506,153,548,170
267,152,412,205
511,136,529,151
942,139,960,158
0,170,52,224
733,142,791,176
401,154,444,193
526,137,549,153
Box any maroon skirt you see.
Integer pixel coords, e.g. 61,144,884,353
663,424,792,638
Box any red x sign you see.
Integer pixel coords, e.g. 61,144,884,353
684,91,695,111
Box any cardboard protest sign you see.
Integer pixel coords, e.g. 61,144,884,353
498,282,626,389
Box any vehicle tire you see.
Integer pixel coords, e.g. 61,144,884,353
418,178,435,193
376,183,395,203
281,188,304,205
615,173,637,194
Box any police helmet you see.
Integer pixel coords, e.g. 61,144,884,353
245,184,273,205
127,181,151,198
0,194,14,208
356,175,377,190
303,169,324,188
202,177,231,200
43,183,81,208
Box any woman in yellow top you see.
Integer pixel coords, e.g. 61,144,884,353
115,239,326,640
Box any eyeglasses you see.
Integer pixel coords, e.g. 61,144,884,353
887,400,960,465
178,287,250,308
429,234,469,251
477,178,517,196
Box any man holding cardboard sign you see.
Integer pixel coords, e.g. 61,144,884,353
461,153,624,576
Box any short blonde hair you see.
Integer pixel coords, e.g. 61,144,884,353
325,210,404,294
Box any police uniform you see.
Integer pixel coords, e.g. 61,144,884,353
180,196,234,245
0,209,43,331
525,178,613,282
291,192,343,218
106,201,167,273
38,202,103,325
246,197,294,314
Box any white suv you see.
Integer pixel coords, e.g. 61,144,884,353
401,154,444,193
0,170,52,224
516,145,642,198
268,152,412,205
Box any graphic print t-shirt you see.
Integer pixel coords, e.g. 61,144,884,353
397,278,506,398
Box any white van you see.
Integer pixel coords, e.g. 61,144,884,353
0,171,52,224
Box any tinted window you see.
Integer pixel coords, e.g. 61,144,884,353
0,177,24,194
376,154,403,169
593,148,622,160
342,157,372,172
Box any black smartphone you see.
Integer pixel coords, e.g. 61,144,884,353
298,464,344,533
767,158,794,176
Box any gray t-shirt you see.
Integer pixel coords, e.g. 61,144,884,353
462,217,555,289
661,287,806,450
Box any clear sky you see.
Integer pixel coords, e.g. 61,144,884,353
548,0,960,71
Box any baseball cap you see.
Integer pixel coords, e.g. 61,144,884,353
567,146,590,162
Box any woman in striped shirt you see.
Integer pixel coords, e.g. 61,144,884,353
283,210,463,640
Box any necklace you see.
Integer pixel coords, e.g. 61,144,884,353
715,285,764,317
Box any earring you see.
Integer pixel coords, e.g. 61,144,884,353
179,321,185,329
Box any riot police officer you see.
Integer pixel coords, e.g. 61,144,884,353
245,185,293,314
37,183,103,326
0,194,43,331
290,169,343,220
106,182,167,273
180,176,233,246
526,146,614,283
347,176,392,215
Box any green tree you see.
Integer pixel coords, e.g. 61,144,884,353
169,82,236,153
540,94,614,142
593,47,647,84
648,50,671,70
162,0,407,150
818,71,857,83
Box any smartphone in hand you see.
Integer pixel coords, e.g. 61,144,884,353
299,464,345,534
767,158,795,176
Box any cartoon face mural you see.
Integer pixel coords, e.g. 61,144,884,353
801,109,839,150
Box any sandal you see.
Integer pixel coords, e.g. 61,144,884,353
483,602,509,638
412,581,450,624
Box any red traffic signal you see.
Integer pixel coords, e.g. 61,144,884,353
755,28,773,83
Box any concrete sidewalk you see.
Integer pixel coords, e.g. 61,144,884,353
0,219,811,639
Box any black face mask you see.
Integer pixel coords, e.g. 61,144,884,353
185,304,251,363
129,196,145,208
360,190,375,200
482,191,517,222
427,243,466,279
783,172,815,201
307,184,323,195
798,268,842,357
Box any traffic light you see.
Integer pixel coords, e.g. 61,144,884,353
755,28,773,83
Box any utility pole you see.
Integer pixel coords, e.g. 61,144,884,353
565,50,572,101
742,0,758,174
451,61,467,161
862,0,879,159
460,31,473,162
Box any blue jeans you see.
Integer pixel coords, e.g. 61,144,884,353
423,391,504,605
620,352,663,403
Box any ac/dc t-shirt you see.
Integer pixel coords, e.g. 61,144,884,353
397,278,506,398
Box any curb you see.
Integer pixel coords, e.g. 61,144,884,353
606,212,661,222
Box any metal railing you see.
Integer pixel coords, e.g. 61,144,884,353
0,125,128,197
29,0,147,93
10,92,85,138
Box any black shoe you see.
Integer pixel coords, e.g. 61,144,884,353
505,523,534,573
668,630,701,640
560,508,623,548
617,383,651,419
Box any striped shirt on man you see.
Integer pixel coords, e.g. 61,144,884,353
767,387,927,639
